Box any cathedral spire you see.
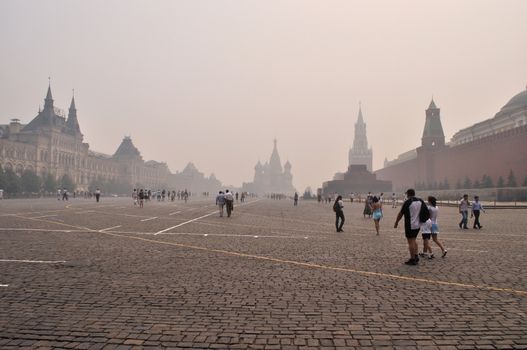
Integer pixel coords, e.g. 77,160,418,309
66,90,81,135
43,80,54,111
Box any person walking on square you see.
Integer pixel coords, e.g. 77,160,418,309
293,192,299,206
394,189,424,265
471,196,485,229
428,196,447,257
95,188,101,203
458,194,470,229
371,196,383,235
363,193,373,218
132,188,138,206
216,191,225,217
333,195,345,232
138,189,145,208
224,190,234,217
392,192,397,208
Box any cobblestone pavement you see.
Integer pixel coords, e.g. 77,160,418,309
1,197,526,350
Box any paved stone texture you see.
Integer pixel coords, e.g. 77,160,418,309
0,197,526,349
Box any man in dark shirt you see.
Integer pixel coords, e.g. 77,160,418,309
394,188,423,265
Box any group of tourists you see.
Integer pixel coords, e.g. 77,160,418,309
215,190,235,217
332,188,488,265
57,188,101,202
458,194,486,229
131,188,191,208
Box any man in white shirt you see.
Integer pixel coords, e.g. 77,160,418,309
458,194,470,229
224,190,234,217
394,188,424,265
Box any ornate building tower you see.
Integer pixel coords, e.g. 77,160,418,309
416,98,447,187
348,105,373,172
421,99,445,147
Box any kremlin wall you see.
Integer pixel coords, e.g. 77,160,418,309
375,87,527,194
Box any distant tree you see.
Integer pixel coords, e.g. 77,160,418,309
455,179,462,190
4,169,21,194
523,174,527,187
507,169,517,187
43,174,58,193
481,174,494,188
497,176,505,188
443,178,450,190
20,170,41,193
473,179,481,189
60,174,75,192
463,176,472,189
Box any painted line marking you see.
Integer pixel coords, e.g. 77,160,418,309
0,284,8,287
155,211,220,234
152,232,304,239
31,214,58,219
140,217,158,222
169,211,182,216
99,231,527,296
99,225,122,233
0,259,66,264
0,228,80,233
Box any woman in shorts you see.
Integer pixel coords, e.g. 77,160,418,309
371,196,383,235
428,196,447,259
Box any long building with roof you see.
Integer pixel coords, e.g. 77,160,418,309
0,84,171,191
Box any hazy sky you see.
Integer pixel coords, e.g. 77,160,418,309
1,0,526,191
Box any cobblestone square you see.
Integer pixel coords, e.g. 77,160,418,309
1,197,526,349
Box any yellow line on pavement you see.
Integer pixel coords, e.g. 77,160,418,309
101,231,527,297
11,211,527,296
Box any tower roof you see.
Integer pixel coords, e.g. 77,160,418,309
269,138,283,174
66,94,81,134
428,98,438,110
113,136,141,158
357,104,364,124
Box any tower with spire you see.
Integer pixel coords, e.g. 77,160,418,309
348,104,373,172
421,98,445,147
66,92,82,137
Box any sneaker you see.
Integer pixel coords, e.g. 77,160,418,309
404,258,418,265
442,250,448,258
459,223,462,228
463,226,469,230
428,254,435,260
419,252,425,257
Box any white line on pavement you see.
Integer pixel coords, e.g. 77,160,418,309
31,214,58,219
155,211,217,234
0,259,66,264
152,231,306,239
155,199,263,234
0,284,8,287
99,225,122,232
169,211,182,216
140,217,158,222
0,228,80,233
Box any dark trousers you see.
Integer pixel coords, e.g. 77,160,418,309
226,200,233,217
335,211,345,232
473,210,481,228
95,194,100,203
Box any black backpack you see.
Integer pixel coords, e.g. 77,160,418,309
418,199,430,222
333,201,340,212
